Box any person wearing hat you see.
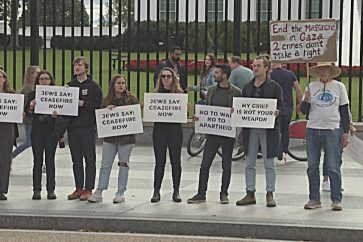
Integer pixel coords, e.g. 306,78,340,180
300,62,350,211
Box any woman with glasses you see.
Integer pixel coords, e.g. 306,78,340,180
151,67,184,203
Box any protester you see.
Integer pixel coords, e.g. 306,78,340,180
236,55,284,208
186,53,217,104
151,67,184,203
270,63,302,164
25,70,60,200
67,56,103,201
12,66,40,159
187,64,241,204
228,56,254,91
300,62,350,211
88,74,138,203
0,69,17,201
153,45,187,92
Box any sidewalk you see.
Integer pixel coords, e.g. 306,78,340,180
1,145,363,241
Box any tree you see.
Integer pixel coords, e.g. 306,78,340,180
104,0,134,27
0,0,21,48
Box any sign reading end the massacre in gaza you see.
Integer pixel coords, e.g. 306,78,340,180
95,104,143,138
34,85,79,116
270,19,338,63
195,105,236,138
143,93,188,123
0,93,24,123
232,97,277,129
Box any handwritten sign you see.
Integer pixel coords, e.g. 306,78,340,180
0,93,24,123
344,135,363,166
195,105,236,138
95,104,143,138
34,85,79,116
270,19,338,63
143,93,188,123
232,97,277,128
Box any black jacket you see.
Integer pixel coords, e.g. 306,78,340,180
67,76,103,129
153,59,187,91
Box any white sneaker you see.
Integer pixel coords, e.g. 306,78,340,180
275,157,286,166
113,193,125,203
88,189,103,203
322,181,331,192
331,201,342,211
42,165,47,173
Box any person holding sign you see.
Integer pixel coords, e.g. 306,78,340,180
151,67,185,203
187,64,241,204
67,57,103,201
0,69,17,201
236,55,284,208
25,70,61,200
88,74,138,203
300,63,350,211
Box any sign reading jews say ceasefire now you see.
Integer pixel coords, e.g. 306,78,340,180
0,93,24,123
95,104,143,138
143,93,188,123
270,19,338,63
34,85,80,116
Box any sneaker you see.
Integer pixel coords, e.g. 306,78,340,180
331,201,343,211
275,157,286,166
32,190,41,200
80,190,92,201
88,189,103,203
304,200,322,209
42,165,47,173
67,188,84,200
47,191,57,200
322,181,331,192
220,193,229,204
113,193,125,203
187,194,206,204
0,193,7,201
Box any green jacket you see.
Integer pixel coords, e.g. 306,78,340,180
207,83,242,107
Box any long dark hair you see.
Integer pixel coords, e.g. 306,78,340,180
0,69,14,93
102,74,136,107
155,67,183,93
34,70,55,86
201,53,217,78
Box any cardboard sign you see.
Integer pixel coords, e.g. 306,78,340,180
34,85,79,116
232,97,277,128
95,104,143,138
344,135,363,166
270,19,338,63
0,93,24,123
143,93,188,123
195,105,236,138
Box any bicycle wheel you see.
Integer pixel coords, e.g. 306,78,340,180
187,131,206,157
217,128,245,161
287,120,307,161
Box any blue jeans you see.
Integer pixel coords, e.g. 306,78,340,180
306,128,342,202
245,129,276,192
323,128,344,177
97,142,134,194
12,123,32,158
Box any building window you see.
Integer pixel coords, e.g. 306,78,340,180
257,0,272,22
160,0,176,22
207,0,224,22
305,0,321,19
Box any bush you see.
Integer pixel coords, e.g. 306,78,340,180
18,35,43,48
0,34,10,47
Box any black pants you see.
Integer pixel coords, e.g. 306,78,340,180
0,123,14,194
278,110,293,159
68,126,96,190
31,130,58,192
152,123,183,190
198,135,234,196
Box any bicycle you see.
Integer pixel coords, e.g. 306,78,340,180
287,119,307,161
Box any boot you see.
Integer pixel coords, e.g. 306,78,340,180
236,191,256,206
172,188,182,202
266,192,276,207
151,189,160,203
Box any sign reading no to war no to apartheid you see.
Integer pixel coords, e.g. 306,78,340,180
0,93,24,123
34,85,79,116
143,93,188,123
195,105,236,138
95,104,143,138
232,97,277,129
270,19,338,63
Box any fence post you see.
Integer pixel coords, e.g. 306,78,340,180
30,0,39,65
233,0,242,56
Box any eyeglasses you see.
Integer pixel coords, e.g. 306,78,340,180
255,87,261,98
161,74,172,79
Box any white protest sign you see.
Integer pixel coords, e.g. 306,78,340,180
34,85,79,116
0,93,24,123
232,97,277,128
95,104,143,138
143,93,188,123
344,135,363,166
195,105,236,138
270,19,337,63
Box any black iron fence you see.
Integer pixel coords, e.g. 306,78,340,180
1,0,363,120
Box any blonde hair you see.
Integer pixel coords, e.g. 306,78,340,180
23,66,40,88
155,67,183,93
